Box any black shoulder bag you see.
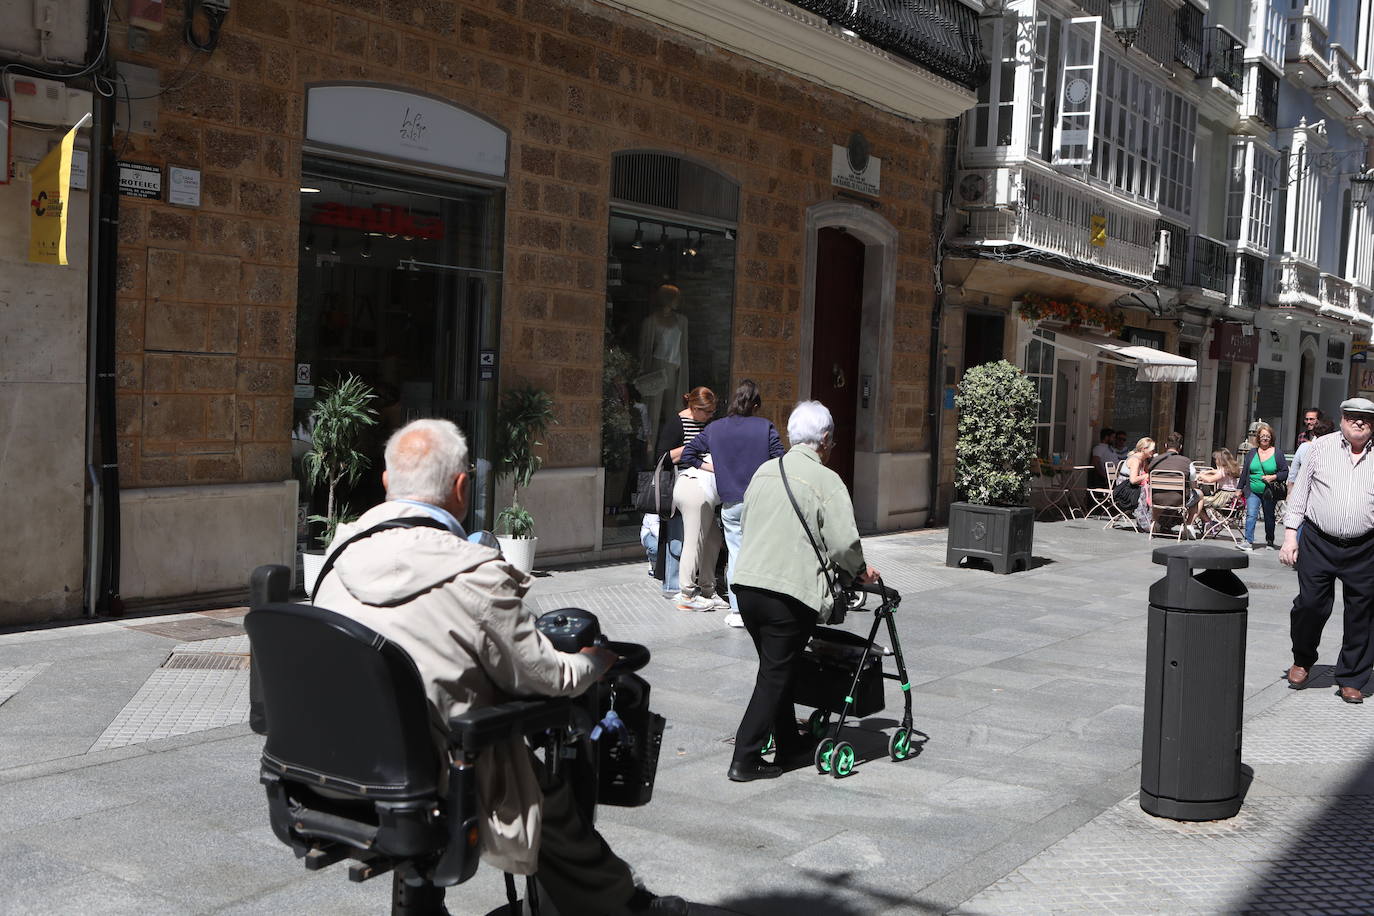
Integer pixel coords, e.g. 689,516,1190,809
634,451,676,516
777,454,851,623
310,516,451,603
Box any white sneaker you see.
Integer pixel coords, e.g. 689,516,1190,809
1236,542,1254,551
706,593,731,611
724,611,745,628
674,592,715,611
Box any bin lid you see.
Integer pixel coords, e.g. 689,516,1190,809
1151,543,1249,571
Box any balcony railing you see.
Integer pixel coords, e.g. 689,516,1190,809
1274,259,1322,309
959,165,1159,281
1189,236,1228,293
1286,17,1331,73
786,0,988,90
1234,253,1264,307
1175,4,1203,74
1155,220,1188,288
1354,286,1374,318
1200,26,1244,93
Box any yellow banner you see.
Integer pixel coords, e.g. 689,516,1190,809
28,121,81,265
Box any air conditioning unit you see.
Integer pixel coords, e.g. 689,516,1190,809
954,168,1016,209
1154,229,1171,269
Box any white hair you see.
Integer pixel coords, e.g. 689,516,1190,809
384,419,469,504
787,400,834,449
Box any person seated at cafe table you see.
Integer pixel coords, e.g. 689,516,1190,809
1090,427,1116,489
1147,431,1200,535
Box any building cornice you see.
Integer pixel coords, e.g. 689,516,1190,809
602,0,978,122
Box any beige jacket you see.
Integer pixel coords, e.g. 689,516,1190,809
313,501,599,875
731,445,866,621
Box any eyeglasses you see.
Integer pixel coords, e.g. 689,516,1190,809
1344,415,1373,426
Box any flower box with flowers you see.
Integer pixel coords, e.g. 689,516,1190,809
1016,293,1125,334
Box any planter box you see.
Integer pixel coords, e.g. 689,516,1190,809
946,502,1034,574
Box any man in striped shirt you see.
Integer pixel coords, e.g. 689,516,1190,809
1281,397,1374,704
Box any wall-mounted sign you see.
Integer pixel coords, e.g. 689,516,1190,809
1327,359,1344,375
296,363,312,384
479,349,497,381
305,85,508,178
311,202,444,239
1089,213,1107,247
1208,321,1258,364
168,166,201,207
70,148,88,190
831,143,881,198
117,161,161,199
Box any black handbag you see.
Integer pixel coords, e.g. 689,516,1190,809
778,454,851,623
1263,480,1287,502
634,453,675,516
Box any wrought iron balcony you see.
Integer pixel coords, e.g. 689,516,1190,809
785,0,988,90
1174,4,1203,75
1233,252,1264,308
957,165,1158,281
1316,273,1374,325
1155,220,1188,289
1188,236,1228,294
1199,26,1244,94
1274,259,1322,309
1249,64,1280,129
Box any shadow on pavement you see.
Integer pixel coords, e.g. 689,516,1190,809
696,869,946,915
1237,744,1374,912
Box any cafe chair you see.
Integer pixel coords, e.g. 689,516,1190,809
1146,470,1190,541
1084,460,1118,521
245,596,575,916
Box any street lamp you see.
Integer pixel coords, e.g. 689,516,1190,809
1108,0,1146,50
1350,170,1374,208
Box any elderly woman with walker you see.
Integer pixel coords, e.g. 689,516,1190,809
725,401,880,782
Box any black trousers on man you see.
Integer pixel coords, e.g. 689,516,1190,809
1291,524,1374,689
732,585,818,761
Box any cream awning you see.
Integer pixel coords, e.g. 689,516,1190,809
1031,328,1197,383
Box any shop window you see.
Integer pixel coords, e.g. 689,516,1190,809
293,161,504,545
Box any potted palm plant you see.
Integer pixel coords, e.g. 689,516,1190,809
494,383,557,574
945,360,1038,574
300,374,378,592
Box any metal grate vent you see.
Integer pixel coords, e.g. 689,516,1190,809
612,152,739,223
162,652,251,671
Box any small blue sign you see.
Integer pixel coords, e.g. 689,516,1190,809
943,386,956,409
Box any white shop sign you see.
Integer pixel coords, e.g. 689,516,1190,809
306,85,508,178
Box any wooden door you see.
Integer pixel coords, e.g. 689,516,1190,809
810,227,865,490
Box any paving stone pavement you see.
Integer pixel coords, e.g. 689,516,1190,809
0,519,1371,914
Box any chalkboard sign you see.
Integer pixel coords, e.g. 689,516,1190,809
1112,368,1155,444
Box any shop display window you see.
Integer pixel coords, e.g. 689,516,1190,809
293,161,503,547
601,212,736,546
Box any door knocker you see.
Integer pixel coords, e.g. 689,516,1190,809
832,363,847,389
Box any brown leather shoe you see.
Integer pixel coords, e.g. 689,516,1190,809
1286,664,1311,688
1337,686,1364,704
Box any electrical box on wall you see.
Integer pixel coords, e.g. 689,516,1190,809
0,0,88,63
1,75,91,128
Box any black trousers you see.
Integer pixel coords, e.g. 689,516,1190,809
1291,525,1374,688
732,585,818,761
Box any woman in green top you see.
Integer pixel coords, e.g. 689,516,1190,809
1241,422,1289,551
724,401,880,783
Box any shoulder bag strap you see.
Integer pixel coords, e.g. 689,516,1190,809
777,454,843,602
310,516,451,604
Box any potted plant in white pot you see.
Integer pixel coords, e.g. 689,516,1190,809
494,383,557,574
300,374,378,593
945,360,1038,574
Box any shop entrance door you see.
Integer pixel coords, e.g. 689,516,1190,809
294,161,503,544
810,227,865,490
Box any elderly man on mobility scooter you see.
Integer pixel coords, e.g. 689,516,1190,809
312,418,688,915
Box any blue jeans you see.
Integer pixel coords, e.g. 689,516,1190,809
721,501,745,611
1244,491,1277,545
661,513,683,594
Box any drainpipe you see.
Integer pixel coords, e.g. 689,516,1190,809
927,117,961,527
89,86,122,616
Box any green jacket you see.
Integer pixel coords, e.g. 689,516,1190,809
733,445,866,621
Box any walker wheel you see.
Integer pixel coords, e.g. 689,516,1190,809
807,709,830,738
814,738,836,774
831,741,856,778
761,732,775,756
889,728,912,761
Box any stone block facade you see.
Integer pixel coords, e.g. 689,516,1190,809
109,0,943,487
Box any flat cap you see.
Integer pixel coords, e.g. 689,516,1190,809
1340,396,1374,414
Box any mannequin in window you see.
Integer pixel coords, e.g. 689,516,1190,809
639,283,691,434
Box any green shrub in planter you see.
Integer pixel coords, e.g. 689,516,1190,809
953,360,1038,506
947,360,1038,574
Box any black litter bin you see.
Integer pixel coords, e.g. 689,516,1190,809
1140,544,1249,821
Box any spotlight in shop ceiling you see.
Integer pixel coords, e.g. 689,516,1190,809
682,232,698,257
300,186,321,194
330,233,338,256
1107,0,1146,50
303,229,314,252
631,222,644,250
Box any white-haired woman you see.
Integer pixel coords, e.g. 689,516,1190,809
725,401,879,782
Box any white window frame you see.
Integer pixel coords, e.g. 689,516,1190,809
1225,139,1279,255
967,12,1033,155
1087,53,1163,203
1052,16,1101,167
1158,90,1196,219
